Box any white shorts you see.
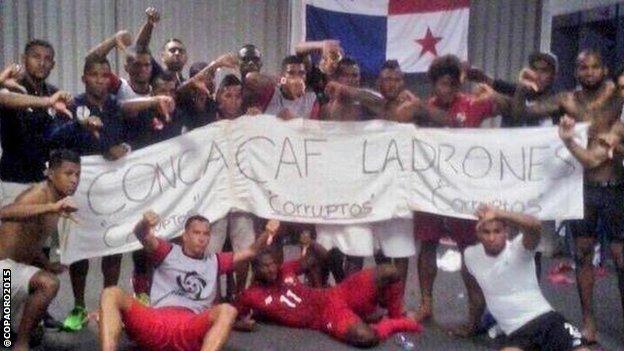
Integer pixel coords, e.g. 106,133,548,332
316,223,374,257
371,218,417,258
0,259,40,323
316,218,416,258
207,212,255,254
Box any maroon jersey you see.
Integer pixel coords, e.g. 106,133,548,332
235,261,329,330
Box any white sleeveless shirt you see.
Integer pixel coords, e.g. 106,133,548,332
150,244,219,314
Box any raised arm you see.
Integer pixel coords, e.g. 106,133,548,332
559,115,612,169
393,90,454,126
473,83,512,116
512,68,563,121
0,90,72,115
324,81,385,116
85,30,132,61
135,7,160,52
133,210,161,253
0,190,77,220
121,95,175,119
232,220,280,265
177,53,239,97
0,63,27,93
475,204,542,251
295,40,341,58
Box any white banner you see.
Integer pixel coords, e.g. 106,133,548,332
60,115,586,264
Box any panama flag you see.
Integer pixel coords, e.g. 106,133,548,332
304,0,470,75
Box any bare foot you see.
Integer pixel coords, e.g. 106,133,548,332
412,303,433,322
581,316,597,343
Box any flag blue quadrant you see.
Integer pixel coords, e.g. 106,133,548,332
305,4,387,76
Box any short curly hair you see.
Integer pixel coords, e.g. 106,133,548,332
428,54,461,84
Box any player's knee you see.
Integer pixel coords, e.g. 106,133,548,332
32,271,59,296
499,347,523,351
347,326,379,348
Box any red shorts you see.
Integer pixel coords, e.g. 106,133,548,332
414,212,477,248
122,301,213,351
319,269,378,340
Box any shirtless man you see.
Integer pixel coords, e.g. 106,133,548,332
321,57,383,121
0,149,81,350
516,49,624,342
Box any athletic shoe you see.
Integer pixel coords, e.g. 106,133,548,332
61,306,88,332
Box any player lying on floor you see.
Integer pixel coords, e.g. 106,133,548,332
233,245,423,348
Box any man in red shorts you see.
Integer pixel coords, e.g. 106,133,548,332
98,211,280,351
234,248,423,348
410,54,511,321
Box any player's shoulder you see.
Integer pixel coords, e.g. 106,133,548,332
13,183,49,204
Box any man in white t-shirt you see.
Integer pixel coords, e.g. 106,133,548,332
98,211,280,351
456,205,590,351
246,55,319,119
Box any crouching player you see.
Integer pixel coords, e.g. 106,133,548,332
457,204,591,351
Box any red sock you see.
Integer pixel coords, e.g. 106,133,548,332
132,274,150,295
382,281,405,318
372,317,423,340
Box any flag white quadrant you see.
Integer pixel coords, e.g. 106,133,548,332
386,8,469,73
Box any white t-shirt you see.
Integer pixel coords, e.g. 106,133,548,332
464,234,553,335
265,87,316,119
116,78,150,102
150,244,219,313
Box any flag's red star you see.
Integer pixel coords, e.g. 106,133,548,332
415,27,442,58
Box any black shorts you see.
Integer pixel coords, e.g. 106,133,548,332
503,311,585,351
568,184,624,241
